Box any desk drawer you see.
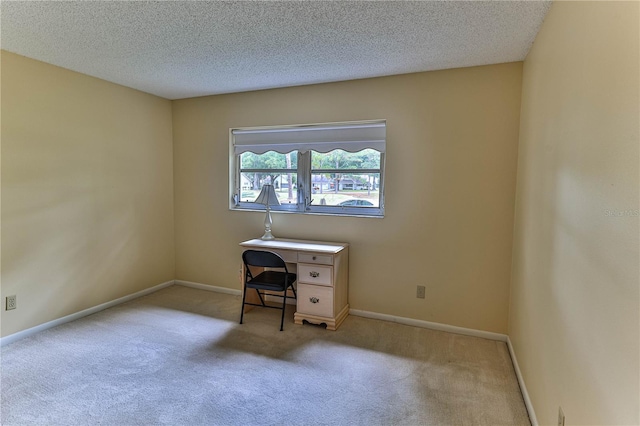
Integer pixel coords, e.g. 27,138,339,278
298,263,333,286
297,284,333,317
298,252,333,265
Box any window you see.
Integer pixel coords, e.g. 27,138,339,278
238,151,298,205
231,120,385,217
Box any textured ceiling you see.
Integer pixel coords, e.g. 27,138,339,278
1,1,551,100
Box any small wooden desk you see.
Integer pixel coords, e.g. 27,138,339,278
240,238,349,331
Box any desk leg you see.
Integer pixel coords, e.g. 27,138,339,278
294,304,349,331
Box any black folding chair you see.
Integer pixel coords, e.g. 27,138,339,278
240,250,297,331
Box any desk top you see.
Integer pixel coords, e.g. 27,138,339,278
240,238,348,254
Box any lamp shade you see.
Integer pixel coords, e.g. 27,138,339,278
255,185,280,207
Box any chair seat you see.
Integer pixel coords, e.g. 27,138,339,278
247,270,297,291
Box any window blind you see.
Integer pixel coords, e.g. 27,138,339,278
232,120,386,155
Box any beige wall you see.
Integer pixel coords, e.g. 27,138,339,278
510,2,639,425
1,52,175,337
173,63,523,334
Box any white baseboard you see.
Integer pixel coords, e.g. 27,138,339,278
349,308,508,342
507,337,538,426
0,280,175,347
174,280,242,296
264,295,297,305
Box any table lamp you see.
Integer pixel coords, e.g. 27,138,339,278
255,184,280,240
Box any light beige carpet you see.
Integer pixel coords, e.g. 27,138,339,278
1,285,530,425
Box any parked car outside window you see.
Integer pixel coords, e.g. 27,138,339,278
338,199,374,207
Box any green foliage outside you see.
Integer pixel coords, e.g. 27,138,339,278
241,151,297,192
311,149,380,170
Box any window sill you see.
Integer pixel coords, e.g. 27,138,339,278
230,205,384,219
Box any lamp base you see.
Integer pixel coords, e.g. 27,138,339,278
261,206,275,240
261,231,275,240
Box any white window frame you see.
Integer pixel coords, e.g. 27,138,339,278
229,120,386,218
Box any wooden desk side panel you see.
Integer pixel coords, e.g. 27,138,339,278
333,248,349,316
241,264,263,312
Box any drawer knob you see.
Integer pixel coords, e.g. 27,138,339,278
310,297,320,304
312,256,317,260
309,271,320,278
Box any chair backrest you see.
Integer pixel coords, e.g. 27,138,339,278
242,250,288,272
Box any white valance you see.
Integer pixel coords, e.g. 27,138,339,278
232,120,386,155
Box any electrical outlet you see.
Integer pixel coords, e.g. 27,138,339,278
416,285,425,299
558,406,565,426
6,295,16,310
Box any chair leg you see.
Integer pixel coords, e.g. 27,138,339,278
291,284,297,299
240,285,248,325
279,290,287,331
256,289,266,306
